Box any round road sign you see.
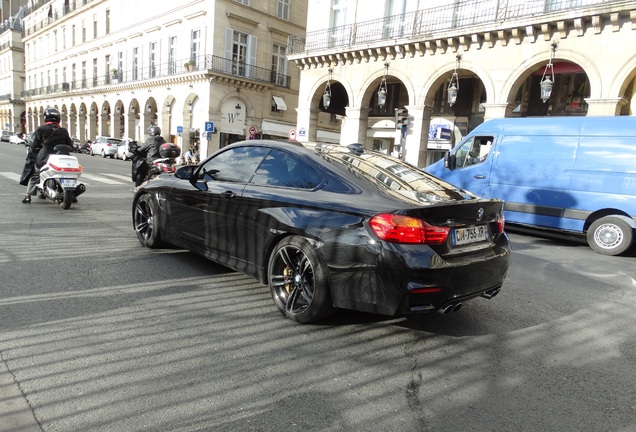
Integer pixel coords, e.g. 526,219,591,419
289,129,297,140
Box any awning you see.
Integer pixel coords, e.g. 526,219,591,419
533,61,585,75
272,96,287,110
261,120,294,137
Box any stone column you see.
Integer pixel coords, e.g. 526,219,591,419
295,107,320,143
584,98,628,116
404,104,433,168
342,107,371,146
482,102,515,120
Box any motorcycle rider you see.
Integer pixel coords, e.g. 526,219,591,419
22,107,73,203
132,125,166,188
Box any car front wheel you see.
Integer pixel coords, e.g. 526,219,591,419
134,194,163,248
268,236,334,323
587,215,634,256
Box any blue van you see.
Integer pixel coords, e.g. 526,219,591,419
425,116,636,256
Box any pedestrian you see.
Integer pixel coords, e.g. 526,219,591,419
21,107,73,203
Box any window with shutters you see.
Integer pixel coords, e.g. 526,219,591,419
277,0,290,20
224,28,257,79
271,44,287,86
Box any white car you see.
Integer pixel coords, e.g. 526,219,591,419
117,139,136,161
91,136,121,158
9,133,26,145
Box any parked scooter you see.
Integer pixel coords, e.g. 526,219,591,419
79,140,92,154
34,144,86,209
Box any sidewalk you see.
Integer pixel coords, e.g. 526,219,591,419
0,358,42,432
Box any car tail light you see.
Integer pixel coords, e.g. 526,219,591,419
497,214,505,233
369,214,449,244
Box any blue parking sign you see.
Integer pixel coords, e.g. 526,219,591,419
205,122,214,132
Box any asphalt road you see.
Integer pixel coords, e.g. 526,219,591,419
1,141,635,432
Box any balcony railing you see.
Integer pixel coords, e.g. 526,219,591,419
288,0,621,54
20,54,291,99
23,0,97,36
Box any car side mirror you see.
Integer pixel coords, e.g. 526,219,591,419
176,165,210,191
445,153,457,170
175,165,195,180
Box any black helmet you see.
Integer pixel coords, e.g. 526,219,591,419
44,107,61,123
148,125,161,136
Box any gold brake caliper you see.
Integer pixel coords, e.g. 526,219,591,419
283,266,293,294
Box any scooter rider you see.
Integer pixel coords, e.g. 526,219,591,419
140,125,166,165
132,125,166,188
22,107,73,204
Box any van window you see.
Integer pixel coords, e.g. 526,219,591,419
454,136,494,167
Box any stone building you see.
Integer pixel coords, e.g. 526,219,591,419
286,0,636,167
0,0,27,132
20,0,307,159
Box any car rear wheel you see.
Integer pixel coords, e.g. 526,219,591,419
587,215,634,256
134,194,163,248
268,236,334,323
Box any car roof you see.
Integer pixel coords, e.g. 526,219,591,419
220,140,476,205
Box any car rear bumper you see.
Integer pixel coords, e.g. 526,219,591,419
325,233,511,316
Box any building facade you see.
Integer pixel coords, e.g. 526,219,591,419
20,0,307,159
287,0,636,167
0,0,27,132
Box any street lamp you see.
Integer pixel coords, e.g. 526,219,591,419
322,68,333,109
540,41,558,103
377,62,389,109
447,54,461,107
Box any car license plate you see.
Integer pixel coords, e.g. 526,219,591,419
453,225,489,246
60,178,77,188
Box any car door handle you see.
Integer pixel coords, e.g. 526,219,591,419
474,175,486,179
221,191,236,199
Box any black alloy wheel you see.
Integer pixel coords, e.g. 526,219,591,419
268,236,334,323
134,194,163,248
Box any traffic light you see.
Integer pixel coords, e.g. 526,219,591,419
395,108,408,131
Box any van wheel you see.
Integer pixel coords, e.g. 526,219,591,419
587,216,634,256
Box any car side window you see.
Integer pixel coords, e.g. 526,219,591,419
251,149,322,189
198,146,269,183
455,136,494,167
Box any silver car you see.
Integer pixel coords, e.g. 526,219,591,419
91,136,121,158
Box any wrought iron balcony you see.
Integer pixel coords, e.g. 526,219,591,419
287,0,622,55
21,54,291,99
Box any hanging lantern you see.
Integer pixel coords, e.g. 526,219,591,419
447,54,461,107
540,42,558,103
322,68,333,109
377,62,389,108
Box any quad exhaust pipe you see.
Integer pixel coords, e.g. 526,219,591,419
436,286,502,314
481,287,501,300
437,302,462,314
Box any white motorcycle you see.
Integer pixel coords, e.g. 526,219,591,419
34,144,86,209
